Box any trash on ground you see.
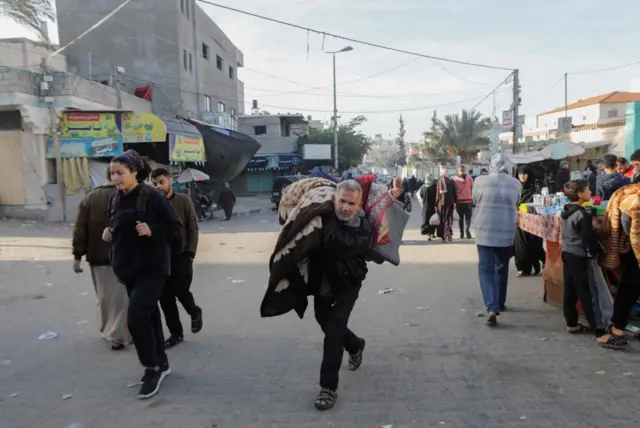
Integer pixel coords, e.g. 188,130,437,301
415,306,431,311
378,288,399,295
438,423,446,426
45,283,53,287
459,309,467,312
1,359,10,365
533,337,548,341
38,331,58,341
260,220,268,223
7,392,19,398
76,320,89,325
405,323,420,327
62,394,73,400
230,279,245,283
475,311,485,317
78,292,88,296
65,424,85,428
127,382,140,388
623,372,633,377
381,425,393,428
596,370,605,375
625,324,640,333
520,416,527,420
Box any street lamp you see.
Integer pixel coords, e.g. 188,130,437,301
326,46,354,171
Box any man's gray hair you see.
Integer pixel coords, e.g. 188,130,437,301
336,179,362,197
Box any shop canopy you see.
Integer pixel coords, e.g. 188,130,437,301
510,141,587,165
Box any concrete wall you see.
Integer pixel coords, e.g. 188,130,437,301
238,115,298,154
56,0,244,122
0,38,67,72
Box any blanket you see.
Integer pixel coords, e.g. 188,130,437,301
261,176,405,319
599,184,640,269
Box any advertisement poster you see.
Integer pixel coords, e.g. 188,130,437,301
46,137,123,158
47,112,124,159
169,134,206,162
122,112,167,143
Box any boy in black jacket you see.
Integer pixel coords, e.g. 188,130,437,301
561,179,625,349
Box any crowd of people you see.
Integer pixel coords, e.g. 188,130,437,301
69,146,640,407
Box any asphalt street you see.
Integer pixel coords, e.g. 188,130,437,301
1,207,639,428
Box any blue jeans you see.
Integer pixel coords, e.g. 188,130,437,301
477,245,512,314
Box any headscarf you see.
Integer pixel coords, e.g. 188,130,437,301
489,153,512,175
518,166,536,204
111,149,148,183
424,173,435,187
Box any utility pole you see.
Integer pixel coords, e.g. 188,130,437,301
115,66,123,109
564,72,568,117
41,59,65,220
332,53,338,171
511,69,521,153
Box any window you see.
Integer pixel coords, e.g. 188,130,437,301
230,108,236,116
183,49,188,70
216,55,223,71
217,101,226,113
204,95,212,112
254,125,267,135
188,53,193,73
202,43,209,60
608,109,618,118
229,65,234,80
185,0,190,19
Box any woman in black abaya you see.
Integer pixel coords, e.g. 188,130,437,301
515,166,546,276
419,174,438,240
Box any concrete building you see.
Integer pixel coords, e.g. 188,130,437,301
233,114,307,193
55,0,244,128
499,91,640,158
0,39,151,221
0,38,67,72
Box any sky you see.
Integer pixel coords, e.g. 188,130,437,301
3,0,640,141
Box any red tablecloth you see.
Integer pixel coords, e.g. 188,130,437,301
517,211,602,243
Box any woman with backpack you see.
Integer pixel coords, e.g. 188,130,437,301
102,150,183,399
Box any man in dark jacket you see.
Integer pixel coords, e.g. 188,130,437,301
151,168,203,349
555,160,571,193
72,170,131,350
217,182,236,220
310,179,372,411
596,154,630,200
631,149,640,184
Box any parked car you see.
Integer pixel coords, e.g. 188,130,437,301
271,175,307,208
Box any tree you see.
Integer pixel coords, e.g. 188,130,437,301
423,109,491,164
422,110,451,164
0,0,55,41
296,115,372,172
394,114,407,166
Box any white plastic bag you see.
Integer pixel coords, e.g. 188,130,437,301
453,209,460,222
429,213,441,226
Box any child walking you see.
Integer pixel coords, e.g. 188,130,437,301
560,179,625,349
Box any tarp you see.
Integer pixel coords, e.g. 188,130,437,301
182,118,261,196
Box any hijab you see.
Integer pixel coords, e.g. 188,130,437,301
518,166,536,204
489,153,512,175
424,173,435,187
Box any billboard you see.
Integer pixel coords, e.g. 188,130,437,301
169,134,206,162
303,144,332,160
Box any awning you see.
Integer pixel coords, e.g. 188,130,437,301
580,140,611,149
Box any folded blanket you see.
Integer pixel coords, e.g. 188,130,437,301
261,177,407,318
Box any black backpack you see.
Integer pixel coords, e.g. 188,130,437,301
108,184,153,224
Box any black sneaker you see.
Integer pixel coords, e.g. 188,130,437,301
164,335,184,349
348,339,365,371
137,367,169,399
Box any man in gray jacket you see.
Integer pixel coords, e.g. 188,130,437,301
472,154,521,326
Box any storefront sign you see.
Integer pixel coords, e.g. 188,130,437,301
169,134,206,162
247,154,302,171
46,137,123,158
122,112,167,143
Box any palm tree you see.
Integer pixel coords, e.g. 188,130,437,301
0,0,55,41
423,109,491,164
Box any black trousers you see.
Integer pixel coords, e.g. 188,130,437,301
314,294,363,390
612,251,640,330
160,255,198,338
124,275,168,368
456,202,473,233
562,252,605,337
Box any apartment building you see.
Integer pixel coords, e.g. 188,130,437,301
55,0,244,128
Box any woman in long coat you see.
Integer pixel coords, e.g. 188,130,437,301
514,166,546,276
419,174,438,240
436,171,457,242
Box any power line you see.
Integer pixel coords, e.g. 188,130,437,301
470,72,515,110
569,60,640,76
196,0,513,71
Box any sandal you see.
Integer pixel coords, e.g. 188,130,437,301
597,334,627,349
348,340,365,371
191,307,203,334
164,335,184,349
567,324,592,334
314,388,338,411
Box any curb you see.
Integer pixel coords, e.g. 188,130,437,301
233,207,274,217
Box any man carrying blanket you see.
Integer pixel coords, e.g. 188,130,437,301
309,179,371,410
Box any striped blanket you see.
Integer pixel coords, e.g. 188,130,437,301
599,183,640,269
260,176,405,319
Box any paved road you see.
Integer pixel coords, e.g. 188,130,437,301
1,208,639,428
